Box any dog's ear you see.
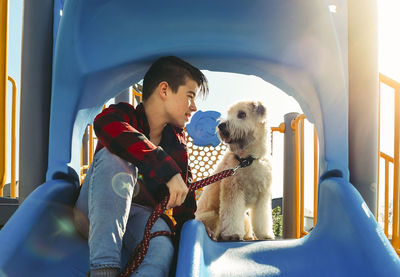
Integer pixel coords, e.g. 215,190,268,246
256,103,265,116
251,102,266,117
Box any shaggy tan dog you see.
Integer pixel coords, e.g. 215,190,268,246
195,101,274,241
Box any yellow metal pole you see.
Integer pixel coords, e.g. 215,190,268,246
0,0,9,197
294,121,300,238
378,153,393,237
8,76,16,198
377,79,381,221
392,84,400,249
132,86,143,106
81,144,84,182
270,123,285,155
385,156,389,236
300,117,306,236
291,114,306,238
313,127,318,226
89,125,94,165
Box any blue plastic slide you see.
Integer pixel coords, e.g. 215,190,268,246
176,177,400,276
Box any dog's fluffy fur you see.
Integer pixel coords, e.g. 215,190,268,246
195,101,274,241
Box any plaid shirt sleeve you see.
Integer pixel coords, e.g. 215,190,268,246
93,102,182,192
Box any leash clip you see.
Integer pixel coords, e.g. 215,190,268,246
232,165,241,174
235,155,255,169
232,155,256,175
239,158,253,168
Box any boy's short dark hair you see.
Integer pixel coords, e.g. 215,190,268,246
142,56,209,101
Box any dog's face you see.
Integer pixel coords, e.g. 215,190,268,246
217,101,267,151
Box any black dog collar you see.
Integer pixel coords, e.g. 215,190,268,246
234,155,256,168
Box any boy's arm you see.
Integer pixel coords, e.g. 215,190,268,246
165,173,189,209
173,166,196,230
93,102,182,192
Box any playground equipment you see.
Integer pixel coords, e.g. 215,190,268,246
0,0,399,276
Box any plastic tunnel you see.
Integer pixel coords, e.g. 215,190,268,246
0,0,399,276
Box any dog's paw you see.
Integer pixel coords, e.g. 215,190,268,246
243,232,257,240
220,232,242,241
205,226,218,241
257,233,275,240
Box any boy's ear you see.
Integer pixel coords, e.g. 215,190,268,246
158,81,169,99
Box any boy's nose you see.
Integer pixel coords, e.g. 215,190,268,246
190,101,197,112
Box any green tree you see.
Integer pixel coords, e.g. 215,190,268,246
272,206,282,238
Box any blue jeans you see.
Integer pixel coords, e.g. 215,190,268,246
74,148,174,276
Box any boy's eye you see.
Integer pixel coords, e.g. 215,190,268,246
237,111,246,119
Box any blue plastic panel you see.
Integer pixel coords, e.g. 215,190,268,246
0,180,89,276
177,177,400,276
47,0,348,181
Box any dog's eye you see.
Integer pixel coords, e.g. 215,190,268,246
237,111,246,119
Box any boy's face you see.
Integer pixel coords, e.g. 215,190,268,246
164,78,198,128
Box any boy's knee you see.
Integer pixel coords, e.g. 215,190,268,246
160,236,174,256
149,236,174,270
101,148,132,171
130,235,174,276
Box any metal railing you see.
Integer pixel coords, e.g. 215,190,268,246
377,73,400,255
80,87,142,181
0,0,18,199
0,76,17,198
290,114,319,238
0,0,8,197
379,152,394,237
80,125,95,183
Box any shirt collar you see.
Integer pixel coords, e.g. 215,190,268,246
135,103,150,138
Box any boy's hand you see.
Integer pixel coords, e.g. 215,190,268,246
166,173,189,209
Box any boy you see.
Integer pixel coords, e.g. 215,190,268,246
74,56,208,277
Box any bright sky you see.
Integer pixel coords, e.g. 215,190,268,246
378,0,400,82
197,71,302,126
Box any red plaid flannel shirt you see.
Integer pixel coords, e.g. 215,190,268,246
93,102,196,231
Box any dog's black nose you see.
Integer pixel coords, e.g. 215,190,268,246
218,122,227,131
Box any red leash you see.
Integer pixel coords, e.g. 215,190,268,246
119,162,251,277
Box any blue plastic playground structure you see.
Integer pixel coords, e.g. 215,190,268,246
0,0,399,276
